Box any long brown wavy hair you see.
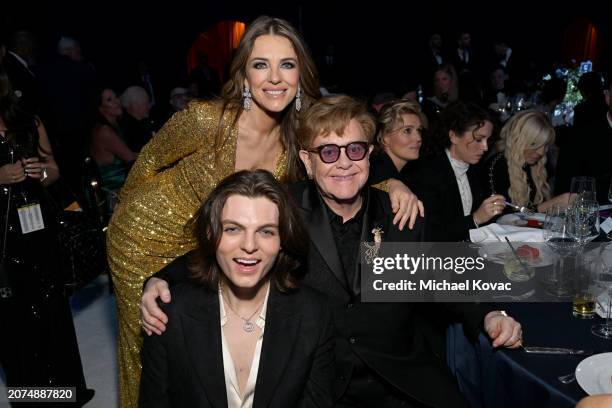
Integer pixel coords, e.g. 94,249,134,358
187,169,308,291
220,16,320,182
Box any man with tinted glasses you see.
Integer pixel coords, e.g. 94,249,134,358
141,95,523,408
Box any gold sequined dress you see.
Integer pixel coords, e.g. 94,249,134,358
106,101,287,408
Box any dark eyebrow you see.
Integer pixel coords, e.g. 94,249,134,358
257,223,279,230
221,220,279,229
249,57,297,63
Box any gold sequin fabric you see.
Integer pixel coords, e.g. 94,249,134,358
106,100,287,408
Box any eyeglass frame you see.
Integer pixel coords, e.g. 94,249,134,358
302,141,371,164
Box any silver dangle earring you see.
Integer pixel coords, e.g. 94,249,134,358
243,86,252,111
295,84,302,112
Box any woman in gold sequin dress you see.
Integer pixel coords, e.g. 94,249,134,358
106,16,321,408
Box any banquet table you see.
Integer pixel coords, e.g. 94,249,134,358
449,301,612,408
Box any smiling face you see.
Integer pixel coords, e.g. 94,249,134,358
244,34,300,114
216,195,281,292
382,113,423,170
449,120,493,164
299,119,372,207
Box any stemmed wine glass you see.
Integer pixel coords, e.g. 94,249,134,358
591,246,612,339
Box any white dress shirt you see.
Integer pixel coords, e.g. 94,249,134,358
219,286,269,408
446,149,473,216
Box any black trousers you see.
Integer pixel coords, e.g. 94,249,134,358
336,367,428,408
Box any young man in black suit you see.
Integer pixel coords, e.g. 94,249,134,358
141,96,523,407
139,170,334,407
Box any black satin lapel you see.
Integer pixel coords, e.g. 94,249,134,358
253,291,300,408
181,299,228,408
305,185,349,292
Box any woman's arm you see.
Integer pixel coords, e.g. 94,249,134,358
139,330,171,407
36,121,60,186
94,125,137,164
17,120,60,186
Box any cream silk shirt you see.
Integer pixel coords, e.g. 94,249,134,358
219,286,269,408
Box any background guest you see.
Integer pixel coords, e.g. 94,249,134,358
485,110,573,213
423,64,459,123
369,99,427,186
0,64,94,406
120,85,155,152
412,101,505,241
90,87,136,213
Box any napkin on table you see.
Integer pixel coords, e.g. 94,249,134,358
469,223,544,244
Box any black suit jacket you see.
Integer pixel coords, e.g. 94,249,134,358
411,154,486,242
288,181,485,407
140,267,334,408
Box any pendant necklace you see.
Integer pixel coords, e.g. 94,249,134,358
222,292,265,333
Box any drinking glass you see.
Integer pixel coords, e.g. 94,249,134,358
570,176,597,202
591,249,612,338
607,178,612,239
544,205,579,296
568,199,600,244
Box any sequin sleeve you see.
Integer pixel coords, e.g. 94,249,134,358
120,101,223,199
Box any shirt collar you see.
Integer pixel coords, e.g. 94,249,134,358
446,148,470,177
323,188,367,227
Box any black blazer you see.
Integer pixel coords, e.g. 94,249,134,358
140,264,334,408
288,181,485,408
411,154,486,242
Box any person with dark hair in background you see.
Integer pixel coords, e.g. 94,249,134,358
412,101,505,241
90,87,136,213
140,170,333,408
0,64,94,406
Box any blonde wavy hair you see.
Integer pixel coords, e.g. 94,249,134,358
375,99,428,146
497,110,554,206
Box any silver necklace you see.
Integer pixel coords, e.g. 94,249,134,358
222,292,264,333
